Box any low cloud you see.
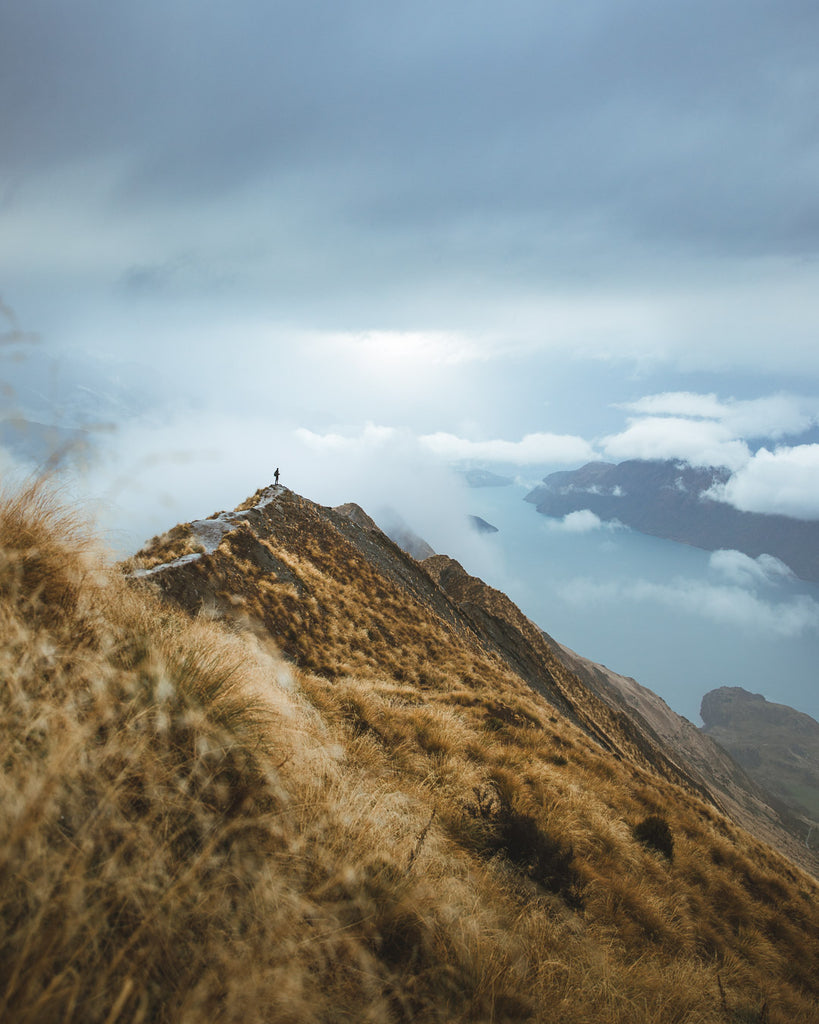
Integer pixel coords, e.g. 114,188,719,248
708,549,794,586
69,416,497,568
561,532,812,637
604,392,819,515
563,576,819,638
600,416,751,470
707,444,819,520
544,509,622,533
419,431,596,465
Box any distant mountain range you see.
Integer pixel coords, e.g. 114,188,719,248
526,459,819,582
459,468,514,487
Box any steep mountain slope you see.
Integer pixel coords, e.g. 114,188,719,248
380,512,819,877
526,459,819,581
701,687,819,822
129,483,819,884
129,486,721,801
6,482,819,1022
421,554,716,799
536,638,818,874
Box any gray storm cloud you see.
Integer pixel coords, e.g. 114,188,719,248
4,1,819,287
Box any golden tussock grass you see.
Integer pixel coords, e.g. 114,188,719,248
4,483,819,1022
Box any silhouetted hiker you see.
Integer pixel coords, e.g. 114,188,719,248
274,467,280,486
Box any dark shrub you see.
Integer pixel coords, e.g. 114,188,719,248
633,815,674,860
466,787,582,907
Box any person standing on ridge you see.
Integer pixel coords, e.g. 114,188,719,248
274,467,280,486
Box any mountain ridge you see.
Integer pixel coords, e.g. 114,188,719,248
526,458,819,581
128,483,819,879
5,480,819,1021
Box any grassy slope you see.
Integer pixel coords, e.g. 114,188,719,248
3,485,819,1023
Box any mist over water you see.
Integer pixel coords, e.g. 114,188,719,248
444,483,819,726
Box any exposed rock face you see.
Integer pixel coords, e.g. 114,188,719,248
127,484,819,878
467,515,498,534
525,459,819,582
701,687,819,823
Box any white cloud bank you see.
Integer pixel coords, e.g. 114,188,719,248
707,444,819,520
295,424,596,467
603,392,819,517
600,416,751,470
419,431,596,465
543,509,623,533
618,392,818,439
295,423,399,454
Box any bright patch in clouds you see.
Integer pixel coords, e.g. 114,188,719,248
330,329,489,367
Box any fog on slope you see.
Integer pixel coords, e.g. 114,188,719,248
441,482,819,727
38,409,495,580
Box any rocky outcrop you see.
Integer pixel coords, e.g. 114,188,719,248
467,515,498,534
701,687,819,824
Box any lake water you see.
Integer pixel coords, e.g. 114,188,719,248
444,483,819,725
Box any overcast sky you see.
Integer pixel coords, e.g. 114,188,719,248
2,0,819,542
